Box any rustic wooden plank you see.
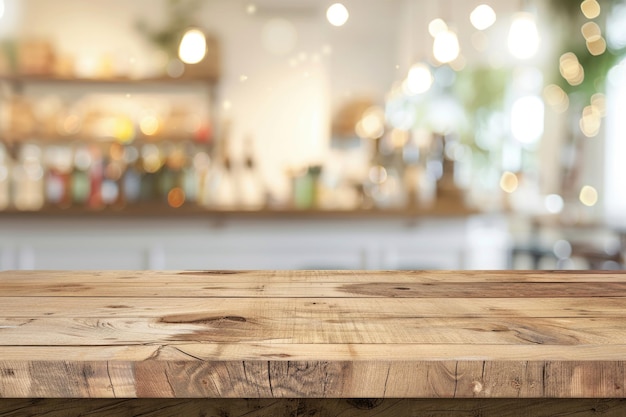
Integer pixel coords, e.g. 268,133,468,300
2,344,626,362
0,361,136,397
2,360,624,398
544,361,626,398
3,297,626,318
2,398,626,417
3,269,626,283
2,316,626,346
3,281,626,297
2,270,626,400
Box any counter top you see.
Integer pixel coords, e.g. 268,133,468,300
1,270,626,398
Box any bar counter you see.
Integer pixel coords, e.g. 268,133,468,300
1,270,626,416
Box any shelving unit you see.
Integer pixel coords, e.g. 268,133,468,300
0,72,219,212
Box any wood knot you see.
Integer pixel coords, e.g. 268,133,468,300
472,380,483,394
346,399,384,410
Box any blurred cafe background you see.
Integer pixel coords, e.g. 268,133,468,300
0,0,625,271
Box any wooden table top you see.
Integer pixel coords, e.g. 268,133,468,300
1,270,625,399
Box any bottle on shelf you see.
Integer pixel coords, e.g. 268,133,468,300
0,144,10,210
13,144,44,211
121,145,141,204
237,136,265,210
201,121,237,209
43,145,73,208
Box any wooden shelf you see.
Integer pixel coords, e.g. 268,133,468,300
0,203,480,219
0,74,217,86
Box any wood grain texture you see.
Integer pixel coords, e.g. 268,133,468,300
1,270,625,399
2,398,626,417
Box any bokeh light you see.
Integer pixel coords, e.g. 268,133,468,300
433,30,460,64
545,194,564,214
559,52,584,86
404,63,433,95
543,84,569,113
326,3,349,27
178,29,207,64
579,185,598,207
581,0,601,19
168,187,186,208
428,18,448,37
500,171,518,193
470,4,496,31
508,13,540,60
511,96,544,145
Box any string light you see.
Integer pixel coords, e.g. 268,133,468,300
581,0,601,19
470,4,496,31
433,29,460,64
178,29,207,64
326,3,349,27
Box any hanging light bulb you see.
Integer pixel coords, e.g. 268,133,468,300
470,4,497,31
508,12,540,59
326,3,349,27
178,28,207,64
433,29,460,64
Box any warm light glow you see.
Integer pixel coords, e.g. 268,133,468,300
581,0,601,19
581,22,601,41
246,3,257,15
114,117,135,143
140,115,160,136
470,4,496,31
500,171,518,193
178,29,207,64
433,30,460,64
587,36,607,56
511,96,544,145
591,93,606,116
326,3,349,27
559,52,584,86
428,18,448,37
580,105,602,137
543,84,569,113
579,185,598,207
404,63,433,95
390,129,409,148
355,106,385,139
141,144,162,173
545,194,564,214
368,165,387,184
168,187,186,208
508,13,540,60
59,114,82,135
